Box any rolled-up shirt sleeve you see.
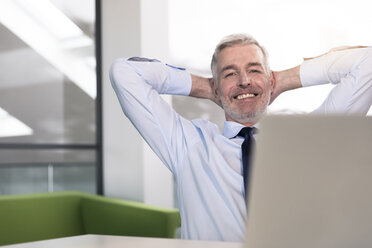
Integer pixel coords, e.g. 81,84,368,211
109,58,194,174
300,47,372,115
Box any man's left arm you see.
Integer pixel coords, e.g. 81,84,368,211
304,46,372,114
272,46,372,115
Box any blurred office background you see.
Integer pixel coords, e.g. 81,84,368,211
0,0,371,208
0,0,99,195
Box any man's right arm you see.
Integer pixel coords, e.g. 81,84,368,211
110,58,195,173
190,75,222,107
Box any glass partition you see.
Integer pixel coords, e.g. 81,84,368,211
0,0,101,195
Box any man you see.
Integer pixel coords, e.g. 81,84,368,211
110,34,372,242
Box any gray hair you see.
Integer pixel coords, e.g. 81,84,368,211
210,34,270,80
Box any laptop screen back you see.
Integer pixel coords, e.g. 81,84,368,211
244,115,372,248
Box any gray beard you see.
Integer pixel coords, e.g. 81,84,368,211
221,99,268,125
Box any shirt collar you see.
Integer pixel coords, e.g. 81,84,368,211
222,121,260,139
222,121,246,139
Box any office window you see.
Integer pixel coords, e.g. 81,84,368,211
0,0,101,195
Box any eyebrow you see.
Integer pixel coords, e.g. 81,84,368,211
246,62,263,68
220,62,264,74
220,65,238,74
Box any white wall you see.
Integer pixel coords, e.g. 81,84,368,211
102,0,175,208
140,0,175,208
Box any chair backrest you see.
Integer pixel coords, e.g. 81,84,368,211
0,192,85,246
81,194,181,238
0,191,181,246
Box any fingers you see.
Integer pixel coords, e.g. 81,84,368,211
304,46,368,61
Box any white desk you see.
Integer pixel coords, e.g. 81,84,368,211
1,235,242,248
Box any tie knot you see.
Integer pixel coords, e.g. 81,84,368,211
237,127,257,139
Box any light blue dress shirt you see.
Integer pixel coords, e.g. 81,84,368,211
110,47,372,242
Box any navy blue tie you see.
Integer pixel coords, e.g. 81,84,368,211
238,127,257,199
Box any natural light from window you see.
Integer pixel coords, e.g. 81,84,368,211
0,108,33,138
0,0,96,98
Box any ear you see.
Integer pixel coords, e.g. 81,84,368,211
211,78,219,99
268,70,278,105
269,70,276,94
210,78,223,108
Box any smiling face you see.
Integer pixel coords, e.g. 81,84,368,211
214,44,274,126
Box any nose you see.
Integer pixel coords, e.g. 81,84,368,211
238,71,250,87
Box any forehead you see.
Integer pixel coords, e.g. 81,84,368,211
217,44,265,71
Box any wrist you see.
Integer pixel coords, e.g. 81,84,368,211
276,65,301,93
190,74,214,100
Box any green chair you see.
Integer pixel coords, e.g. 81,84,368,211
0,191,181,246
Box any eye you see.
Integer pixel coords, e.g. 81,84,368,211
224,72,237,78
249,69,262,73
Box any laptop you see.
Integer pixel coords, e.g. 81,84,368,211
244,115,372,248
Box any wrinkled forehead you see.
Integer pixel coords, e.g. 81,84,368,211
216,44,266,72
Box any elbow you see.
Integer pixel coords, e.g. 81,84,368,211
362,46,372,62
109,58,125,88
109,58,137,90
361,47,372,71
367,46,372,60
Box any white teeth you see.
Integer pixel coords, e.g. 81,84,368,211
237,93,255,100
